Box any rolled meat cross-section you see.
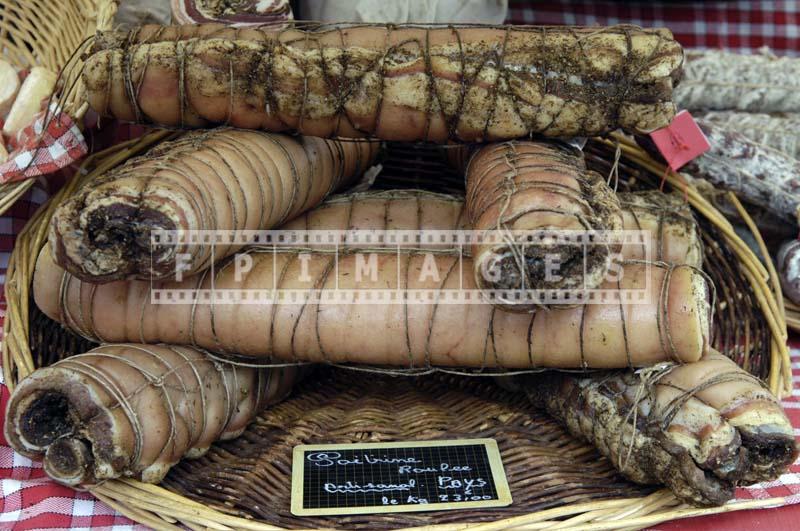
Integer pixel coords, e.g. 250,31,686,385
82,23,683,141
49,128,378,283
465,140,623,311
4,344,297,486
513,350,798,506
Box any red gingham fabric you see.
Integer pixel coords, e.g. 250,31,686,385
506,1,800,56
0,107,88,184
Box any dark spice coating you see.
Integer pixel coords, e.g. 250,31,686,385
533,374,734,506
46,438,91,479
516,352,798,506
83,23,683,141
18,392,73,447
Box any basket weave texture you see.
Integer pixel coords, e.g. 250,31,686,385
0,0,117,215
1,131,792,530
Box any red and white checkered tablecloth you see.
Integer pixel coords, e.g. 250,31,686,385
0,108,88,184
506,0,800,56
1,1,799,529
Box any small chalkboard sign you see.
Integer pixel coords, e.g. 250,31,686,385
291,439,511,516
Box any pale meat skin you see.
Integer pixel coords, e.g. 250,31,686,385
658,352,799,483
49,129,378,282
4,344,297,486
617,190,702,266
82,23,683,141
285,189,700,263
279,190,471,246
33,191,711,369
171,0,293,27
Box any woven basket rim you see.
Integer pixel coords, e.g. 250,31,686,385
1,130,792,530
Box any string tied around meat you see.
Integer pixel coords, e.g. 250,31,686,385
607,140,621,192
617,361,675,472
617,360,768,473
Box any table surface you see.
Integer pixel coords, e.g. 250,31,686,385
2,1,800,529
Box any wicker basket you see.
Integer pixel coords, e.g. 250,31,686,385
1,131,793,530
0,0,117,215
786,302,800,333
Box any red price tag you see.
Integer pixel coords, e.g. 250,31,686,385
649,110,710,170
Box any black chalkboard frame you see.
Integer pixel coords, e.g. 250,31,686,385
290,439,512,516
